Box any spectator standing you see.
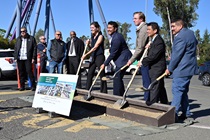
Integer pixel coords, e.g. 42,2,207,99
47,31,66,74
14,27,37,91
37,35,47,73
66,31,84,88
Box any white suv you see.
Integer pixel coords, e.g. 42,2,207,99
0,49,17,79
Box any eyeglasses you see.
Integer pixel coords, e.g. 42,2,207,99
41,38,46,40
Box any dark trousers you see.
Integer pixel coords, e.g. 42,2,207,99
113,66,127,96
141,65,150,101
17,60,35,88
86,54,107,93
149,74,168,104
40,57,47,73
67,56,81,88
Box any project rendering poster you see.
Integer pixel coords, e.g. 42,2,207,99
32,73,78,116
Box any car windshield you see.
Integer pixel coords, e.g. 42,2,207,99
0,51,14,57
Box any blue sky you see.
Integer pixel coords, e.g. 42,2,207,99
0,0,209,48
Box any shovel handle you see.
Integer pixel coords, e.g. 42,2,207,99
139,47,149,63
156,72,167,81
120,64,128,70
76,44,88,75
91,68,103,87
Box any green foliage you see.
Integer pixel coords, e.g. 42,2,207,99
35,28,44,43
0,28,16,49
103,21,133,49
79,35,89,43
200,29,210,62
154,0,199,50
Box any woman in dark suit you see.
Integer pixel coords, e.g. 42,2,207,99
81,22,107,93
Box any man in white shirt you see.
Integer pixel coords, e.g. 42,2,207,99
14,27,37,91
66,31,84,88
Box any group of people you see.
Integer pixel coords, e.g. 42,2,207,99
14,11,198,122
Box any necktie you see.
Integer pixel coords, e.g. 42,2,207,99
70,39,74,54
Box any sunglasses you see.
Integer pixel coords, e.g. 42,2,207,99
41,38,46,40
56,34,61,36
21,30,26,33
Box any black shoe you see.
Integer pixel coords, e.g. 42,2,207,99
31,87,36,91
178,114,187,120
146,101,153,106
19,87,25,91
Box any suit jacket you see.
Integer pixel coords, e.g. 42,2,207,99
142,35,166,77
168,28,198,78
66,37,84,59
130,22,148,63
14,34,37,61
104,32,132,68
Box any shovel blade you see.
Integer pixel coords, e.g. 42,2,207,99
113,99,127,109
83,93,93,101
102,77,111,81
140,86,149,91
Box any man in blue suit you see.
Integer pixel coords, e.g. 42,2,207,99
101,21,132,96
165,18,198,121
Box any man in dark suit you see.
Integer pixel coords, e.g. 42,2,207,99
101,21,132,96
165,18,198,121
66,31,84,88
142,22,168,105
14,27,37,91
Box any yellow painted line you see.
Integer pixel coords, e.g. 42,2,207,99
2,112,30,122
0,100,6,102
0,111,8,114
0,90,29,95
64,120,109,133
45,118,74,129
23,115,50,129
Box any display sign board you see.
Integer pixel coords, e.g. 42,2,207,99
32,73,78,116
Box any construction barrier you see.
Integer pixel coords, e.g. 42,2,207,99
37,53,41,79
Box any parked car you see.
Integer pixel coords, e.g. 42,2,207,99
126,60,141,75
0,49,17,79
198,61,210,86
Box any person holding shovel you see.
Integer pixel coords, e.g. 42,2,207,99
100,21,132,96
141,22,168,105
81,21,107,93
126,11,150,101
165,18,198,122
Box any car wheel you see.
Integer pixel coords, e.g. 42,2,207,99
130,69,135,75
202,73,210,86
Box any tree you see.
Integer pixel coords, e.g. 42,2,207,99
0,29,6,37
195,29,202,60
154,0,199,49
35,29,44,43
103,21,133,49
200,29,210,62
79,35,89,43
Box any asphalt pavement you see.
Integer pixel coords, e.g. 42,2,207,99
0,74,210,140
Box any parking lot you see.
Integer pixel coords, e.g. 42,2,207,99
0,74,210,140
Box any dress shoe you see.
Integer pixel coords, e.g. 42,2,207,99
178,114,187,120
19,87,25,91
31,87,36,91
